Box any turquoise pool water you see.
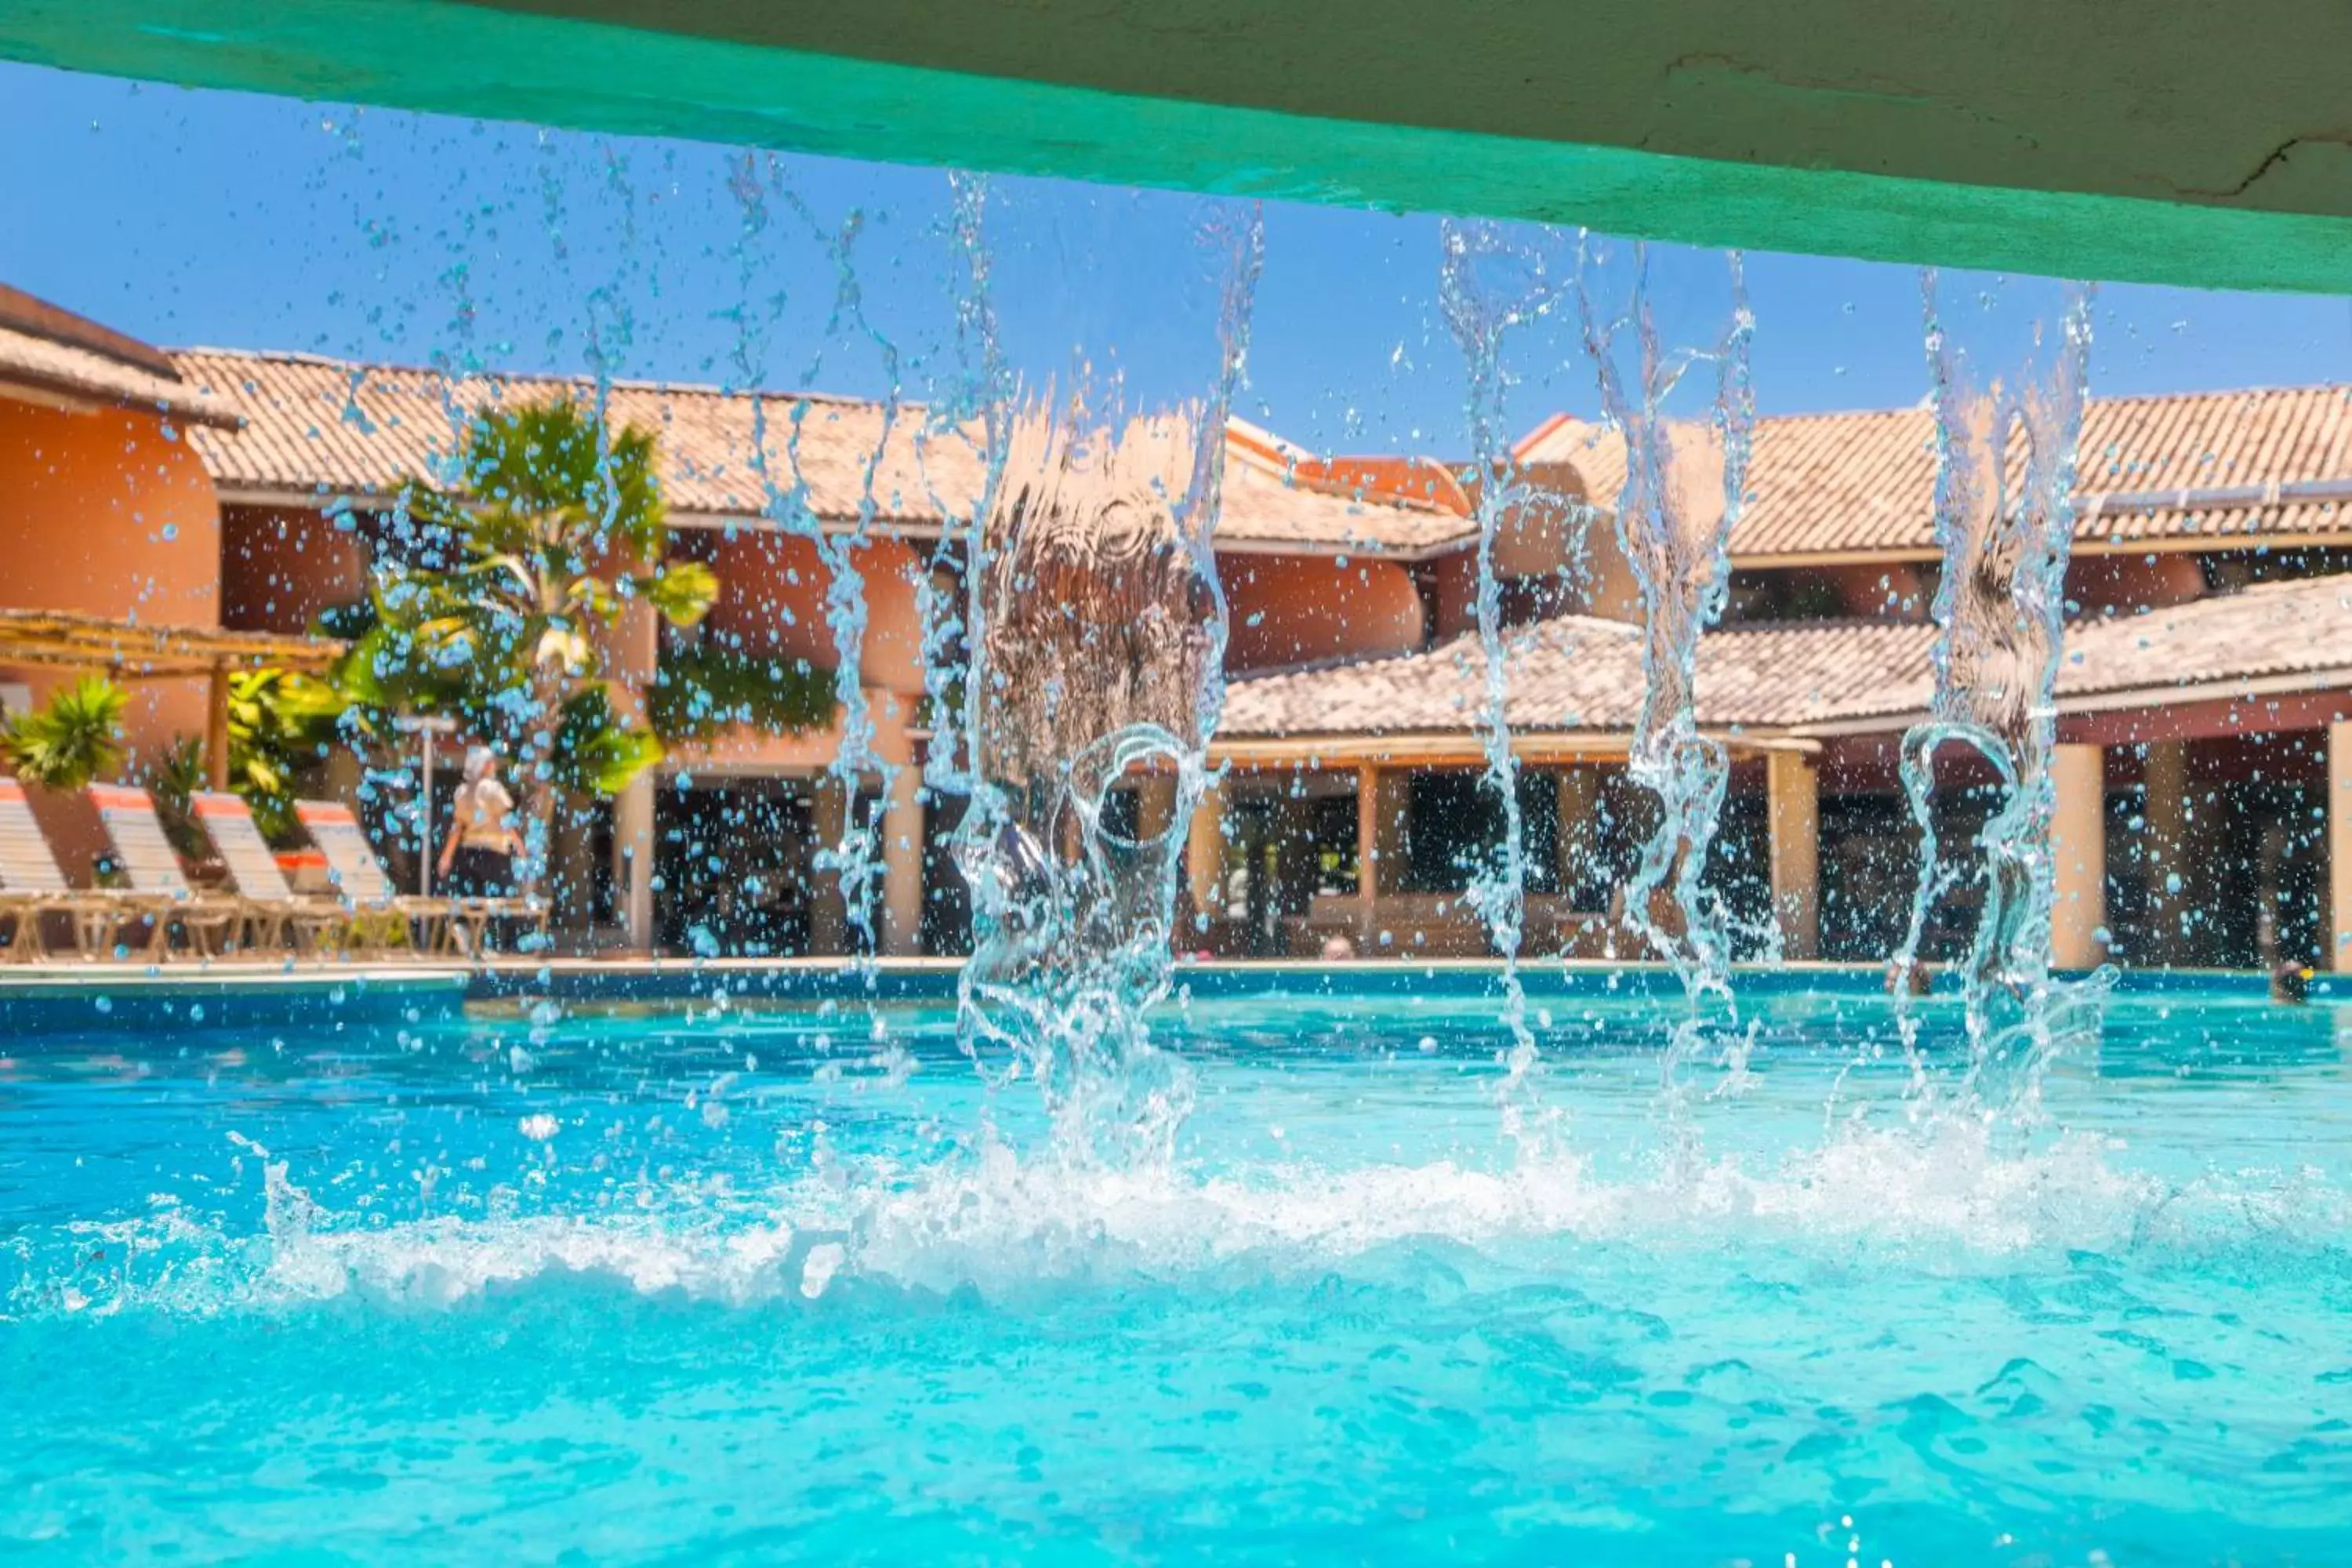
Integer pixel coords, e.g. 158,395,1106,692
5,983,2350,1563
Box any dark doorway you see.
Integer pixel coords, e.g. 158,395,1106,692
655,777,816,956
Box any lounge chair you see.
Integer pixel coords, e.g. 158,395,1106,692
292,799,438,953
294,797,549,958
444,884,552,960
87,783,244,960
0,776,64,960
190,791,350,955
0,775,136,960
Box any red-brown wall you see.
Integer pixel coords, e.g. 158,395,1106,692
1221,552,1425,672
219,503,369,634
686,528,929,695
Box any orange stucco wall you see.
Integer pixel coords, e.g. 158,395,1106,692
220,503,369,634
673,686,919,775
1495,461,1587,579
0,396,221,771
684,528,929,696
1221,552,1425,672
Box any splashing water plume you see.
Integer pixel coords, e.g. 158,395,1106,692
1894,273,2112,1117
946,196,1267,1168
1436,220,1560,1142
1574,238,1758,1107
771,176,906,963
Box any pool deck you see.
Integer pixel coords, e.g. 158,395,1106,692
0,954,2333,1035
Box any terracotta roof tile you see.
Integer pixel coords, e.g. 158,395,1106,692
1516,386,2352,563
172,348,1463,554
1221,615,1940,738
2060,573,2352,699
0,323,235,427
1225,572,2352,740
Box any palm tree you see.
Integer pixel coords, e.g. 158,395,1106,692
352,397,717,888
1,675,128,791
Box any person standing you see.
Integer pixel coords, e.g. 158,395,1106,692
437,746,521,898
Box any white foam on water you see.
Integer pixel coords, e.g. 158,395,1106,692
13,1116,2345,1321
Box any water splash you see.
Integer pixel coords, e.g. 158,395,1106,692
724,157,905,967
25,1110,2350,1320
945,198,1266,1168
1893,273,2111,1116
913,172,1011,873
1436,220,1551,1134
1573,238,1757,1103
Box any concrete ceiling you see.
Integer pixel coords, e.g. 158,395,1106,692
8,0,2352,292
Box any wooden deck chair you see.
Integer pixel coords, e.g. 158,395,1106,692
295,799,549,959
444,885,552,960
1,780,97,964
292,799,435,953
87,783,243,961
0,775,135,960
0,775,66,960
191,792,349,955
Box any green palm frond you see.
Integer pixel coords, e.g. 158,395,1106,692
647,645,836,746
0,675,128,791
345,397,732,818
461,399,666,561
641,559,719,628
551,684,665,797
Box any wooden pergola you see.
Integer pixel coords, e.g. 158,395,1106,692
0,608,346,789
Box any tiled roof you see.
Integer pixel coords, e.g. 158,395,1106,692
0,285,235,428
173,348,979,527
1515,385,2352,562
2060,573,2352,700
1221,615,1940,738
1224,572,2352,739
171,348,1465,554
1226,416,1475,519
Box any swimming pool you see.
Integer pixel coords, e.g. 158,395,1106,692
5,978,2349,1563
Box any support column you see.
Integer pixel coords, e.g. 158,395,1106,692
1185,779,1225,930
1134,772,1178,847
1766,750,1820,960
2051,743,2107,971
1555,764,1602,906
2142,739,2190,967
2329,722,2352,971
809,774,848,956
1374,771,1410,889
203,662,231,790
880,771,924,956
612,774,656,951
602,598,661,950
1355,764,1379,938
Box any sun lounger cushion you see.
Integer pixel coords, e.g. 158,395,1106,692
0,777,69,893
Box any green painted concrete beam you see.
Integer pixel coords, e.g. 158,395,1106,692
6,0,2352,293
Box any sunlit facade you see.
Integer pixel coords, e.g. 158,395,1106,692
6,281,2347,971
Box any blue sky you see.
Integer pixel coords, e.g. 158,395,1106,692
4,62,2349,456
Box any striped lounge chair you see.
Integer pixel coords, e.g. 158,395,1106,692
0,775,150,960
190,791,350,955
292,799,437,953
87,782,244,961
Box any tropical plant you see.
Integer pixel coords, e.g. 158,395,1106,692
224,667,347,840
646,642,835,746
552,684,667,796
146,735,212,862
351,397,718,884
0,675,128,791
